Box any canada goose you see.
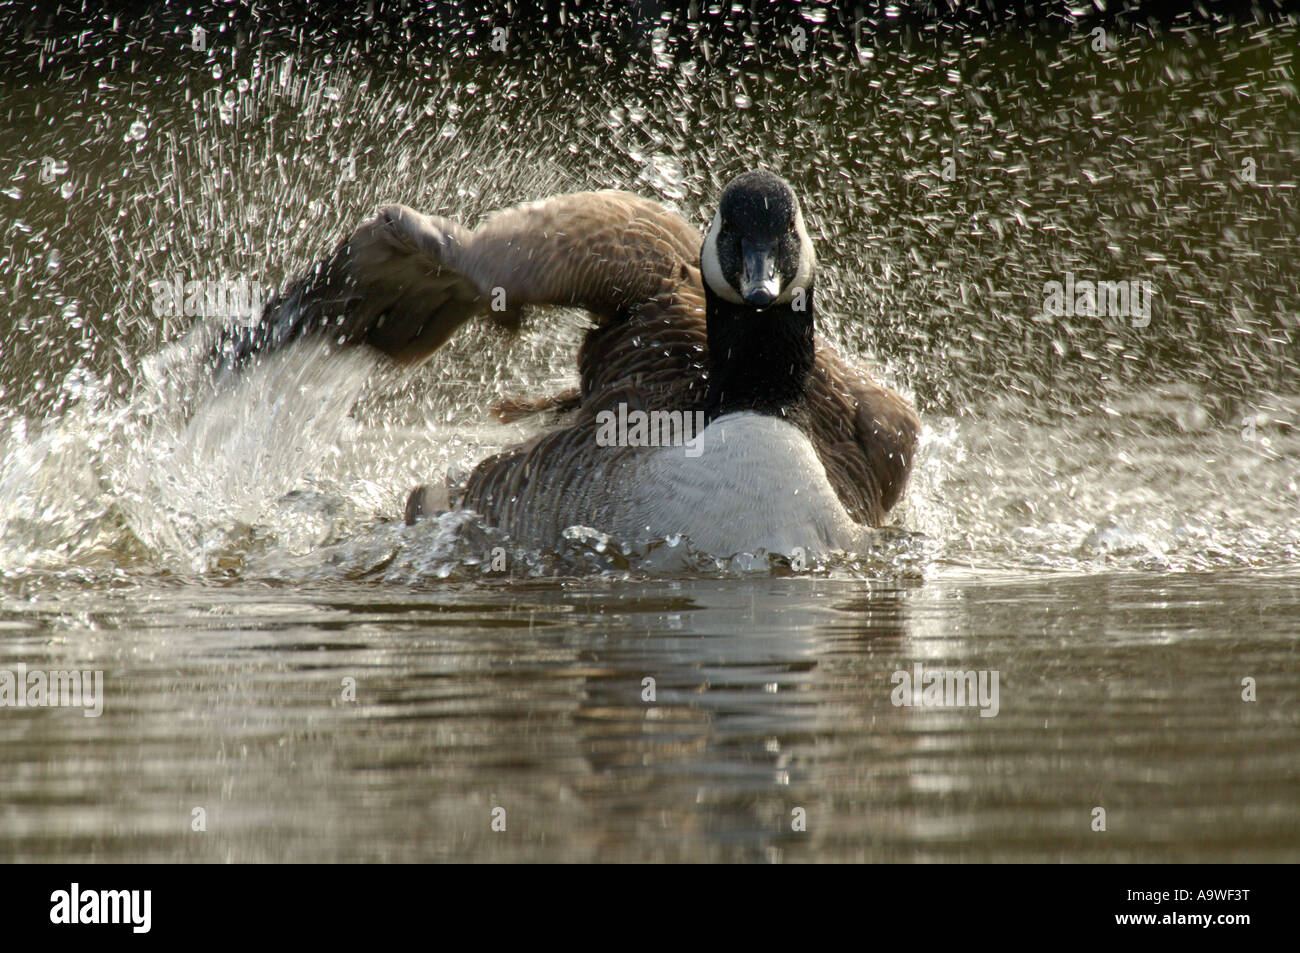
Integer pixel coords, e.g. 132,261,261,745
216,170,919,556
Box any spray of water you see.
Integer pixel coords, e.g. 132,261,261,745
1,9,1296,582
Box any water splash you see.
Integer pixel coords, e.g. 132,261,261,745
0,11,1297,583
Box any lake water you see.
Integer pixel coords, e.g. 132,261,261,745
0,7,1297,862
2,570,1297,862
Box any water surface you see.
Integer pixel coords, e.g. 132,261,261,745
2,570,1296,862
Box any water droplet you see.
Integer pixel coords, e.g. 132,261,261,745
323,86,341,102
128,120,148,140
733,94,752,109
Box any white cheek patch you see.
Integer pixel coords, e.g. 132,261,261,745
773,203,815,306
700,208,744,304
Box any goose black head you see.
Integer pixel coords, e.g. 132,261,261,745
699,171,818,419
701,169,815,309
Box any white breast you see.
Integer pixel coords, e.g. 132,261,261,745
604,412,861,557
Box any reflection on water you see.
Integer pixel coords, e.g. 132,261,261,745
2,572,1295,862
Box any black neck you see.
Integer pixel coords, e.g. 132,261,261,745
703,283,815,420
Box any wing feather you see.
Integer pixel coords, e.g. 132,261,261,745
214,192,702,370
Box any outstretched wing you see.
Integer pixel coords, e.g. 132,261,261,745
214,191,703,370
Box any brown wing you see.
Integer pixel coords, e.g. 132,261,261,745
214,192,703,370
806,342,920,525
